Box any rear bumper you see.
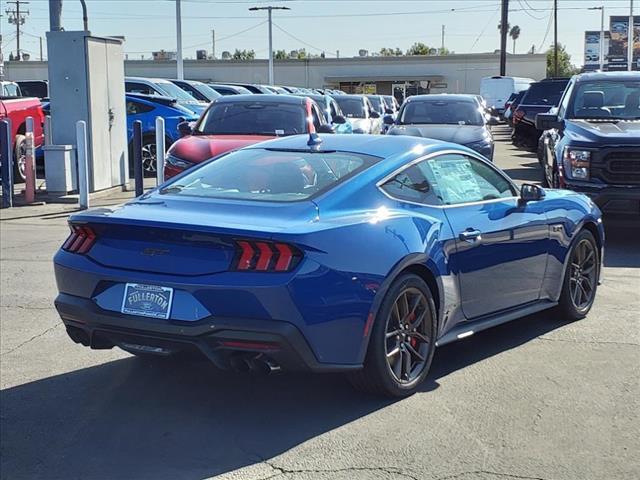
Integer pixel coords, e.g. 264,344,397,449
55,293,361,373
564,182,640,220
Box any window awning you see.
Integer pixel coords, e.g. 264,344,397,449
324,74,445,83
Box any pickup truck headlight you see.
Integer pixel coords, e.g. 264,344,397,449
165,154,194,170
563,148,591,180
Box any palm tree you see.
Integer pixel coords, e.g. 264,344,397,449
510,25,521,54
498,22,510,34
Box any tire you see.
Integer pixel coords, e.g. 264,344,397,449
13,134,26,183
556,229,599,321
128,134,167,178
349,273,437,397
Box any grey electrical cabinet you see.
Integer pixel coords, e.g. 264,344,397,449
46,31,128,192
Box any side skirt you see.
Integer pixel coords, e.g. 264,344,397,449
435,300,557,347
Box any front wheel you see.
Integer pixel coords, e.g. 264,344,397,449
349,273,437,397
556,230,599,321
13,134,27,183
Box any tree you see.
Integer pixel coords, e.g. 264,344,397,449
498,22,510,34
296,48,308,60
379,47,403,56
274,49,287,60
407,42,431,56
509,25,521,54
232,49,255,60
546,43,579,77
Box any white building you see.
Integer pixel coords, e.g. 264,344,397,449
5,52,546,97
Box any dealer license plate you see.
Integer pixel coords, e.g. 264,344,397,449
121,283,174,320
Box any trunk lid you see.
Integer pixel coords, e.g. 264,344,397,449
73,197,318,276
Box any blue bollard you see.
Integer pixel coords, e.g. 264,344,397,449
1,119,14,209
133,120,143,197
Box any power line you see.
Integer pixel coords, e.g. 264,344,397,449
470,6,501,52
515,0,548,20
537,7,554,52
272,22,335,56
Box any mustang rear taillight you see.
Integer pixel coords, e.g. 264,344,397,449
62,225,97,254
233,240,301,272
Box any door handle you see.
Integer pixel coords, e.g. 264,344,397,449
459,229,482,243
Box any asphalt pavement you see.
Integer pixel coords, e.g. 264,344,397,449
1,128,639,480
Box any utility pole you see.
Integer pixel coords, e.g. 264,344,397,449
176,0,184,79
589,6,605,70
211,29,215,59
499,0,509,75
553,0,558,77
628,0,635,71
0,12,4,79
5,1,30,61
441,25,445,55
249,5,290,85
39,36,43,61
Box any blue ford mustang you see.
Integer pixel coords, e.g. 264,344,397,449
53,134,604,397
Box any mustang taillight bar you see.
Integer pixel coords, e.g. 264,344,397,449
234,240,301,272
62,225,97,254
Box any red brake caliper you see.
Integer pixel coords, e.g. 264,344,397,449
409,312,417,348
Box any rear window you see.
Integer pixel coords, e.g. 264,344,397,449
161,149,380,202
197,102,307,136
368,96,383,112
400,100,484,126
521,81,568,106
334,97,366,118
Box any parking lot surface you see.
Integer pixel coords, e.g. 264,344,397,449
1,129,639,480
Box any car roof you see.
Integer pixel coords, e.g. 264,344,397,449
125,76,170,84
405,94,476,103
575,71,640,82
245,133,448,158
214,94,306,105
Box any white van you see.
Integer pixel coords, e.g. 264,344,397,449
480,76,535,116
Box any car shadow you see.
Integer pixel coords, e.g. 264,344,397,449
502,166,542,184
1,310,569,480
604,224,640,268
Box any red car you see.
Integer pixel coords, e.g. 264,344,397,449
164,94,334,179
0,95,45,182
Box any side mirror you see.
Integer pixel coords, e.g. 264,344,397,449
316,124,335,134
385,108,394,115
370,111,380,119
536,113,563,131
332,115,346,125
177,120,193,137
487,116,499,126
383,115,395,125
520,183,546,203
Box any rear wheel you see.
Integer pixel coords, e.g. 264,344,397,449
13,134,26,183
556,230,599,321
349,273,437,397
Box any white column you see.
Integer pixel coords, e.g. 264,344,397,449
176,0,184,79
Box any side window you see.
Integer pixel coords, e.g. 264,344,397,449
381,162,442,205
558,80,575,118
125,82,155,95
427,154,515,205
126,100,154,115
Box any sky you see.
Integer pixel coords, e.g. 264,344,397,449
0,0,636,65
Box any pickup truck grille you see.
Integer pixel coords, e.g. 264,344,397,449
592,150,640,185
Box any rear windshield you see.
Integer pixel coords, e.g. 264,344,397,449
197,102,307,136
156,81,200,102
521,81,568,106
400,100,484,126
368,96,384,112
160,149,380,202
334,97,366,118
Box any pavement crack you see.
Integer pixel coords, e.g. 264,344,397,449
0,304,55,311
536,336,639,347
1,322,62,356
436,470,549,480
262,461,421,480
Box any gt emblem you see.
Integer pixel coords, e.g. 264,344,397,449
141,247,170,257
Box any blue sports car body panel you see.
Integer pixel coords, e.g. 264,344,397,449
53,134,604,369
